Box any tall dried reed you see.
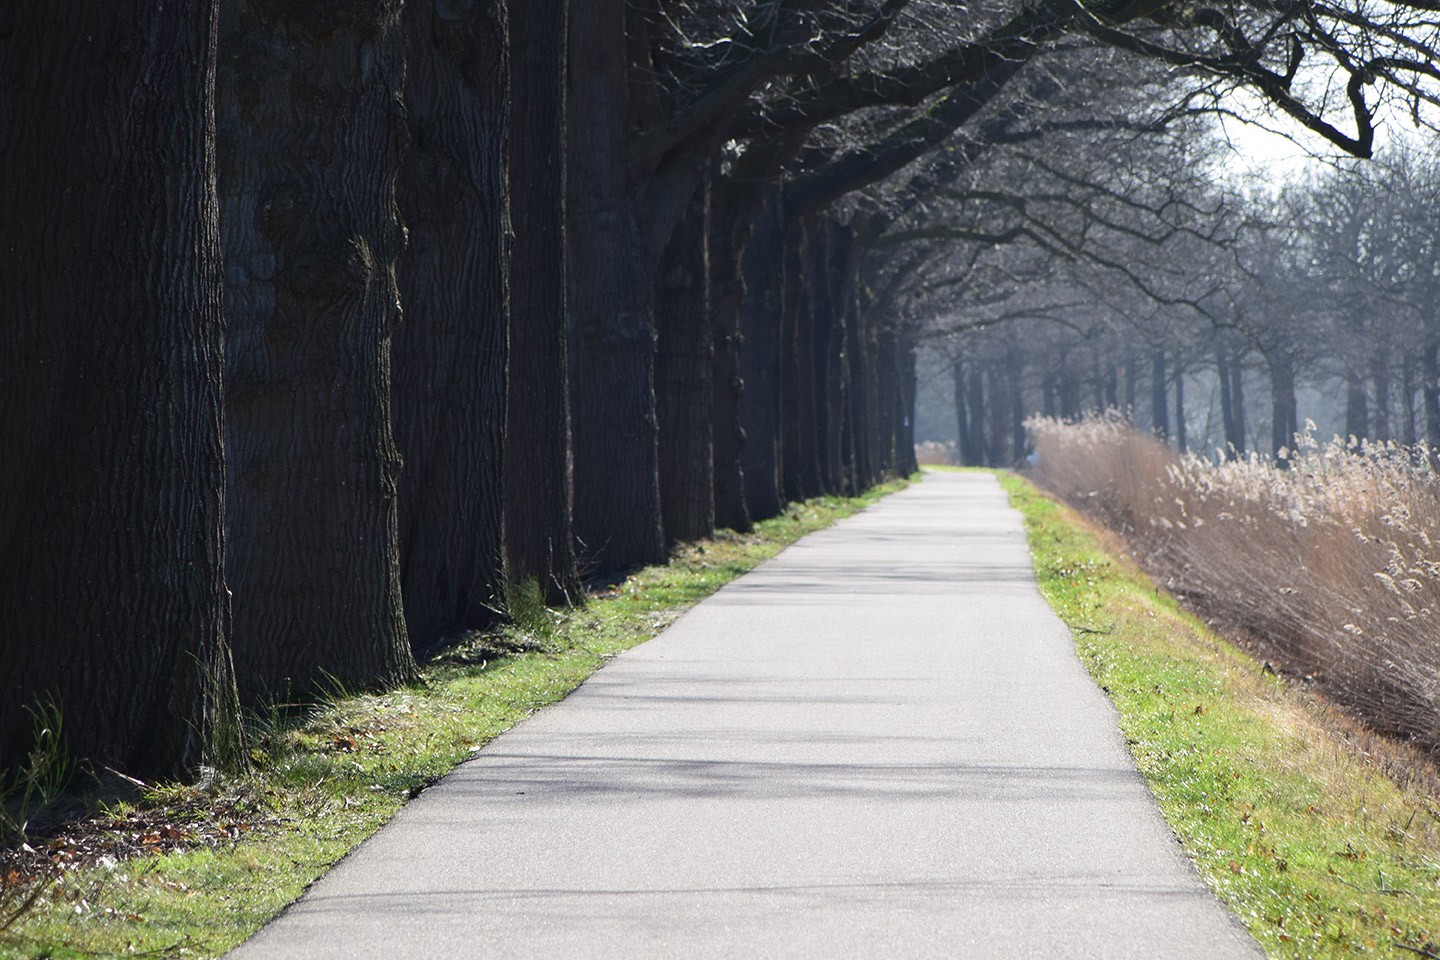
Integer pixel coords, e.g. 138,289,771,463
1028,415,1440,753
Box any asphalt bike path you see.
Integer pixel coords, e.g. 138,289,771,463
232,472,1262,959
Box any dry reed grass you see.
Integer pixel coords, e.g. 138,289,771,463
1028,415,1440,756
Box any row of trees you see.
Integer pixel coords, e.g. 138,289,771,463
915,141,1440,465
4,0,1439,779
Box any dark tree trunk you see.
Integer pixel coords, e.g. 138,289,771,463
1123,348,1139,420
855,288,886,488
1230,350,1247,455
1009,347,1027,462
1217,349,1236,458
568,0,665,573
1103,359,1119,412
987,365,1008,464
953,357,976,466
1151,349,1169,442
875,323,900,474
0,1,234,777
655,178,715,545
1174,369,1187,454
739,196,786,521
1345,368,1369,443
781,217,821,501
1042,374,1056,419
842,279,870,490
1424,336,1440,457
1401,353,1418,448
897,332,920,475
1370,350,1392,441
506,0,579,603
1270,352,1299,465
1058,368,1080,421
708,177,754,533
219,0,416,704
814,223,852,495
1217,345,1247,457
966,362,987,466
394,0,509,649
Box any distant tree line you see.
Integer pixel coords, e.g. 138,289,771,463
3,0,1438,779
911,143,1440,465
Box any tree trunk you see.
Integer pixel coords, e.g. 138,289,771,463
394,0,509,650
655,178,715,545
506,0,579,603
875,323,900,474
1123,347,1139,420
842,280,870,490
739,196,786,521
1174,369,1187,454
1217,349,1236,458
1370,350,1392,441
897,332,920,475
1423,336,1440,459
1230,349,1247,455
987,365,1008,464
568,0,666,573
1344,368,1369,443
781,217,821,501
1401,352,1418,448
708,177,754,533
0,1,234,777
219,0,416,704
1151,349,1169,442
1009,347,1027,462
814,223,852,495
953,357,975,466
967,361,987,466
1103,359,1119,412
1270,352,1299,465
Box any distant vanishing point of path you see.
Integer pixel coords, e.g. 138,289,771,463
231,472,1262,959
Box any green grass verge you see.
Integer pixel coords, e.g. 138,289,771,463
998,471,1440,959
0,479,909,960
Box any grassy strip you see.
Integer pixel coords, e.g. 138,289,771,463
998,471,1440,959
0,479,908,960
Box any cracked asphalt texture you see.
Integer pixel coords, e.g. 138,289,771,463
231,471,1261,959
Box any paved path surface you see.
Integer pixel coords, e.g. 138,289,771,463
232,473,1262,959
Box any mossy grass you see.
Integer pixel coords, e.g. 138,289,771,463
999,471,1440,959
0,478,909,960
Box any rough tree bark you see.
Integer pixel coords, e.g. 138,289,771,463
568,0,666,573
896,331,920,475
781,217,821,501
1174,369,1187,453
1423,336,1440,457
394,0,509,649
709,225,752,533
843,281,872,492
1151,349,1169,442
739,196,787,522
1344,368,1369,442
655,178,715,545
1217,349,1237,457
219,0,416,703
0,1,234,776
1270,351,1299,464
506,0,579,602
